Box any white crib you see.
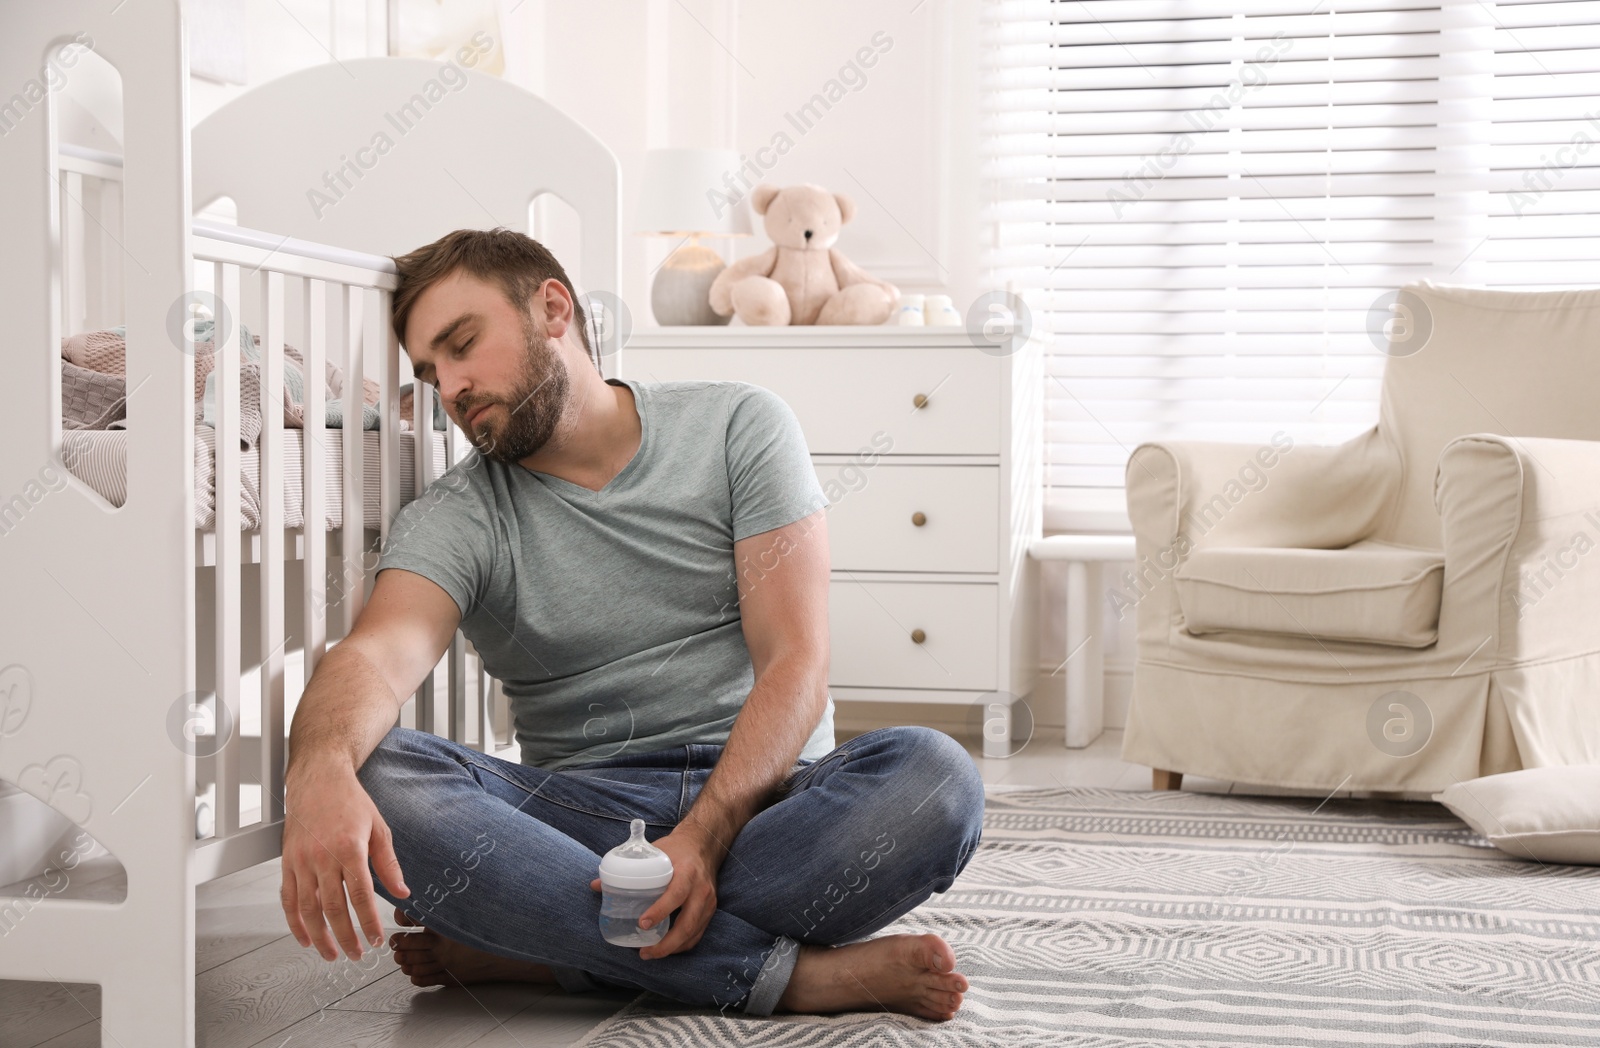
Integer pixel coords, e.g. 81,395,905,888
0,4,621,1045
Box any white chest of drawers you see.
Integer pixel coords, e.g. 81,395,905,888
621,305,1043,758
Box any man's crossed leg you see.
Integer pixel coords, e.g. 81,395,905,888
355,724,985,1020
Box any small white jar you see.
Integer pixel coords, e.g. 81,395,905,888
924,294,962,326
895,293,926,325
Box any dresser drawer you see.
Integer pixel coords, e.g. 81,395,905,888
626,347,1000,455
828,582,998,690
818,464,998,573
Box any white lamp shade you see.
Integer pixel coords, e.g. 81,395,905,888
634,148,753,237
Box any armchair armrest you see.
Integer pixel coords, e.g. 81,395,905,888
1125,426,1399,554
1435,434,1600,664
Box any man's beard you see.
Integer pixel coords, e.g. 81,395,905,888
463,319,569,463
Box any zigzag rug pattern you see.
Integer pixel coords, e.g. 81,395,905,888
572,786,1600,1047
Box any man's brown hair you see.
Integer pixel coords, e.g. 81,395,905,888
390,227,595,372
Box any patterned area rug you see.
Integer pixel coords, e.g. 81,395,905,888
572,786,1600,1047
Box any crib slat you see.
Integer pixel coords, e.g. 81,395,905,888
443,428,474,749
61,169,84,333
449,631,469,750
96,176,123,331
260,270,286,824
377,286,399,537
448,461,469,747
478,659,494,753
341,284,366,639
417,367,436,497
376,285,408,700
214,260,243,840
414,373,441,736
302,279,328,686
56,171,68,334
422,379,452,739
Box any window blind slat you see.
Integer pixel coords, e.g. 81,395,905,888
989,0,1454,23
994,125,1479,157
990,77,1485,107
1001,7,1469,46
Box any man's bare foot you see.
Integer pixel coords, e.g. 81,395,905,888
388,908,561,989
775,933,970,1022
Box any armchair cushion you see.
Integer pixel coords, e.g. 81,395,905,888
1175,541,1445,647
1126,429,1399,553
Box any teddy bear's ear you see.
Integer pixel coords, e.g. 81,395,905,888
834,192,857,225
750,183,781,216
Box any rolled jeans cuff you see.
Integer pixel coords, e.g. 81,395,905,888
742,935,801,1017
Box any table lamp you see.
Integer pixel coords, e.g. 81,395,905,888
635,148,753,325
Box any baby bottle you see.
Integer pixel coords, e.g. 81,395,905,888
597,819,674,947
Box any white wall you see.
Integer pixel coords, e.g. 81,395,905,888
187,0,379,126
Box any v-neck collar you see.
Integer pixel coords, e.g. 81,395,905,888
519,377,647,500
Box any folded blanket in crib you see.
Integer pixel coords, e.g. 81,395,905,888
62,356,128,431
59,323,448,448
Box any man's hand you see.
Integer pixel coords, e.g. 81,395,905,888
589,825,726,960
281,763,410,962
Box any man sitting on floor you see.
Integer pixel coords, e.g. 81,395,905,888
277,227,984,1022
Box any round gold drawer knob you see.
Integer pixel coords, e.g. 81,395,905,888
910,628,926,644
911,511,927,527
912,393,929,409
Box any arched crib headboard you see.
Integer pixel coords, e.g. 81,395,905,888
191,57,622,375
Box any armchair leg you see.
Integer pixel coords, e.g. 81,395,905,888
1152,769,1183,791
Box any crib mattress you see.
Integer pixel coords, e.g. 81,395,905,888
61,426,452,531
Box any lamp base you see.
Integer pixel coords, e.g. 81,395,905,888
651,244,731,326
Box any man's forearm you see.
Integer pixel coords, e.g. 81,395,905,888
285,641,405,784
677,653,829,857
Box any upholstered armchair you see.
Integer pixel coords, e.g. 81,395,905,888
1121,282,1600,792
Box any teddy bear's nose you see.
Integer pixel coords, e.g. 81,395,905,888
803,229,813,241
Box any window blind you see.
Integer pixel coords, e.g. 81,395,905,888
983,0,1600,533
1482,0,1600,286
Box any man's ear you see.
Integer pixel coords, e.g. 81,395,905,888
534,278,573,342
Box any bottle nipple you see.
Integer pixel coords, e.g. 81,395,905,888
598,818,674,890
619,819,653,857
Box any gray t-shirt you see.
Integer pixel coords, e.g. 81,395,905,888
375,376,836,771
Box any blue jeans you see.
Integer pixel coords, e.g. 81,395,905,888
355,724,985,1016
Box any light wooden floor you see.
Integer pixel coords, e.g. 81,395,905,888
1,727,1387,1047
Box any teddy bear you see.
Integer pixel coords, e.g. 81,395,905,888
708,182,898,325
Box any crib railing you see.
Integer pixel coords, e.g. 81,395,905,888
185,222,497,882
